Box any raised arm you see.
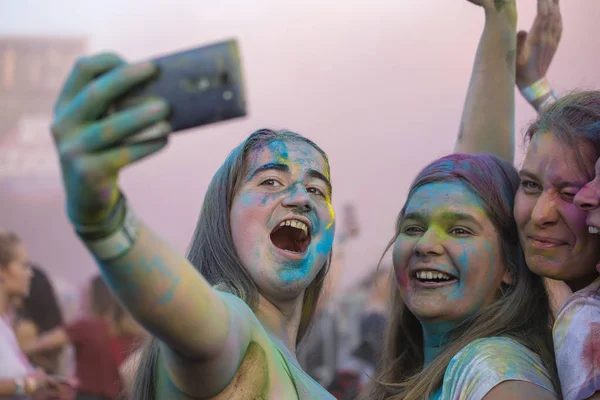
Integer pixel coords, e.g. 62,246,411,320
454,0,517,162
50,54,251,397
515,0,562,111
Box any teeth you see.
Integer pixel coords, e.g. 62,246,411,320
416,271,453,281
279,219,309,234
589,226,600,234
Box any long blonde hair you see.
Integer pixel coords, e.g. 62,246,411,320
365,154,559,400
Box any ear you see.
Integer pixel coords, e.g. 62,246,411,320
501,268,514,286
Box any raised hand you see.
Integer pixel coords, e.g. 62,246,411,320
50,54,170,227
516,0,562,88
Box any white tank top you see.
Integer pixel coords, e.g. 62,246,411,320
0,315,32,379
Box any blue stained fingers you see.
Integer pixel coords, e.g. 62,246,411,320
93,135,170,174
57,61,158,130
69,99,170,153
55,53,126,116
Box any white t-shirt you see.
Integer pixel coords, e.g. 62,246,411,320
553,277,600,400
0,315,32,379
431,337,556,400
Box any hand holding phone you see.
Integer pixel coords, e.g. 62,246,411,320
51,39,247,227
111,39,247,145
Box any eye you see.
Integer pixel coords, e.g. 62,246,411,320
449,227,472,236
402,225,424,235
307,186,325,197
260,178,283,188
520,180,541,193
561,191,577,202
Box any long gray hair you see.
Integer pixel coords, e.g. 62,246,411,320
131,129,333,400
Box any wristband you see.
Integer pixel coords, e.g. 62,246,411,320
73,195,127,241
77,195,140,262
13,378,25,395
520,77,556,103
537,94,557,111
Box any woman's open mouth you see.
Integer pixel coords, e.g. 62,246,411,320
270,219,311,254
412,270,458,288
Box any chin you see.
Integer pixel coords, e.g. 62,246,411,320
525,254,567,278
261,279,309,302
406,302,448,321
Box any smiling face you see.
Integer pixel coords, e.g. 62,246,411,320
230,139,336,301
574,157,600,273
393,181,511,325
514,132,600,287
0,242,33,299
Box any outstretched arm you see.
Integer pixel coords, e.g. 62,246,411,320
455,0,517,162
50,54,250,397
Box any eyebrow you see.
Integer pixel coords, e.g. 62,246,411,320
249,163,333,193
520,168,588,188
249,163,289,180
518,169,537,181
307,170,333,194
402,211,484,230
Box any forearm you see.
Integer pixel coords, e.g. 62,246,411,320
455,6,517,162
0,378,36,397
0,379,19,397
23,328,69,356
95,221,230,358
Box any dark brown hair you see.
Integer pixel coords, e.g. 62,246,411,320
132,129,332,400
525,90,600,179
20,265,64,333
365,153,559,400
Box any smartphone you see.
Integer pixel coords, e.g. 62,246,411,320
111,39,247,144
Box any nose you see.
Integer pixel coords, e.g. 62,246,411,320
281,184,314,212
530,192,559,228
574,183,600,211
413,229,444,256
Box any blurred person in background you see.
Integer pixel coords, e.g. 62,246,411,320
22,275,144,400
297,204,360,398
352,267,392,381
0,230,64,399
322,267,391,399
15,266,66,375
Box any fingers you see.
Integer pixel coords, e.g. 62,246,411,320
516,31,528,64
64,99,169,153
55,53,125,116
92,137,170,174
538,0,550,17
55,61,158,130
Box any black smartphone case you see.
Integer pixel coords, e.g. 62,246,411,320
115,39,247,133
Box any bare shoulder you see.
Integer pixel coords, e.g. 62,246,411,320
154,291,257,398
483,381,558,400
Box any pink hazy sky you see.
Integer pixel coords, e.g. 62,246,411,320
1,0,599,289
